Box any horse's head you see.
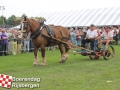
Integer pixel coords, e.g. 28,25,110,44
19,16,32,34
19,17,46,36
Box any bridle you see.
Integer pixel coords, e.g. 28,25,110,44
20,18,46,38
21,21,32,34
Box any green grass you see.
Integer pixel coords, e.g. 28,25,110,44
0,45,120,90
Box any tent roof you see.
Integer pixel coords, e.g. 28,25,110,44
38,7,120,27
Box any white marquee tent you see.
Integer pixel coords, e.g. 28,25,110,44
38,7,120,27
13,25,20,28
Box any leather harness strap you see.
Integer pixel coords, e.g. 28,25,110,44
30,21,69,42
44,25,56,38
56,27,69,40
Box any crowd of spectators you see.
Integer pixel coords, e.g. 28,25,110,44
0,28,33,56
69,25,120,46
0,25,120,56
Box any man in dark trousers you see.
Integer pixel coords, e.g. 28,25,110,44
1,29,8,56
82,24,98,50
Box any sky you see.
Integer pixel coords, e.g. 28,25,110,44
0,0,120,18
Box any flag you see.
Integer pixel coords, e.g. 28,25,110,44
0,74,12,88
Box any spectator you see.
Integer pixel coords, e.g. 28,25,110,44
77,28,83,46
7,30,12,55
81,26,87,47
0,28,2,56
10,29,17,55
118,25,120,41
23,32,30,53
83,26,87,33
17,31,23,54
99,27,102,34
111,26,114,34
113,26,119,44
1,29,8,56
70,28,77,45
75,27,81,46
29,39,34,52
101,27,105,33
4,29,10,55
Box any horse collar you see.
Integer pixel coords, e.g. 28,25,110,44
30,24,44,39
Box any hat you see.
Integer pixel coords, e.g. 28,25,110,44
90,24,95,27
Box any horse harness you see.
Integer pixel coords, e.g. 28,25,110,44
28,21,69,46
30,26,55,39
30,21,68,40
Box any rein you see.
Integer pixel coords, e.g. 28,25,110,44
30,20,46,38
30,25,44,38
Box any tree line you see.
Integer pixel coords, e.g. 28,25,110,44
0,13,45,28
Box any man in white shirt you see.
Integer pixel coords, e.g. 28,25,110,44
82,24,98,50
98,26,113,50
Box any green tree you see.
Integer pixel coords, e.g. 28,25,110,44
6,15,16,26
39,17,46,21
0,16,3,24
3,16,7,24
0,15,7,26
14,17,21,25
21,13,27,18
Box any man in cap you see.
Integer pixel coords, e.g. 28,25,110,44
82,24,98,50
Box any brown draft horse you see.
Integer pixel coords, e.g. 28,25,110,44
20,17,70,66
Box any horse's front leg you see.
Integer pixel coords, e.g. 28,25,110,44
41,45,46,65
33,46,39,66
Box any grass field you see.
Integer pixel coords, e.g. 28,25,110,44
0,45,120,90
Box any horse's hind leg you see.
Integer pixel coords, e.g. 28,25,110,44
33,46,39,66
58,44,66,63
41,46,46,65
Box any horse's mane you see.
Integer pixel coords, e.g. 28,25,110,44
27,18,40,24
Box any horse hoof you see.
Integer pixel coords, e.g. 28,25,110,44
59,60,66,63
62,60,66,63
59,60,62,63
40,63,46,66
33,63,39,66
